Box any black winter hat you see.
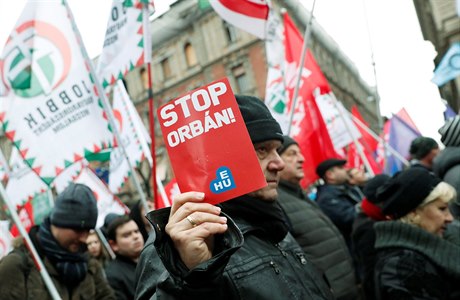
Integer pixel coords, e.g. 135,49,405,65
316,158,347,178
409,136,438,160
235,95,284,144
377,168,441,219
277,135,298,155
439,115,460,147
50,183,98,230
363,174,391,203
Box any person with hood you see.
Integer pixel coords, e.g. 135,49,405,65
134,95,334,299
0,183,115,299
277,135,359,300
433,115,460,218
374,168,460,299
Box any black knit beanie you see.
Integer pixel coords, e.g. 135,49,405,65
409,136,438,160
277,135,298,155
363,174,391,203
50,183,98,230
235,95,283,144
377,168,441,219
439,115,460,147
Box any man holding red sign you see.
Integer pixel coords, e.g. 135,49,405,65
135,94,333,299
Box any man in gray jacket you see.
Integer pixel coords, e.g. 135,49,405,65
277,135,359,300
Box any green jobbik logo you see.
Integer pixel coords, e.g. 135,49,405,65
1,20,71,98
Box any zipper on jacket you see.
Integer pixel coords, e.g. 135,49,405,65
269,261,280,274
274,243,287,257
296,253,307,265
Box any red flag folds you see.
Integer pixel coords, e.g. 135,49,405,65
283,13,338,186
209,0,269,39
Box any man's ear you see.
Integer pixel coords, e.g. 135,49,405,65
108,239,118,252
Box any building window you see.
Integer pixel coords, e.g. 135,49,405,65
161,57,172,79
184,42,198,67
232,65,250,93
140,67,149,89
224,21,238,43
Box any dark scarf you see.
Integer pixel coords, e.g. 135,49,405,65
219,195,289,244
38,218,88,286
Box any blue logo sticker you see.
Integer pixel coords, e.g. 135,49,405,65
210,166,236,194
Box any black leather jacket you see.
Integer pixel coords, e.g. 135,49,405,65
135,207,334,300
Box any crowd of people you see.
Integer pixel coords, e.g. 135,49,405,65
0,96,459,299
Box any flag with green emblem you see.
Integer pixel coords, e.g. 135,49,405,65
97,0,152,89
0,0,114,186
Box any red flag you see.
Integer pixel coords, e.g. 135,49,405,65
209,0,269,39
351,106,378,152
283,13,338,187
10,202,34,237
157,178,178,209
346,141,382,175
375,120,391,169
396,108,420,132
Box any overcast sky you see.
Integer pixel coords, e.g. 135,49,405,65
0,0,448,141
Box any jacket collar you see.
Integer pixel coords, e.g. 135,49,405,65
375,221,460,276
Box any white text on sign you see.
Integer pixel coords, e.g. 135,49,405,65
159,82,237,148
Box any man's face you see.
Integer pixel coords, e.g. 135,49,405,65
51,226,90,253
247,140,285,201
424,148,440,166
110,220,144,260
325,165,349,185
279,144,304,184
347,168,367,186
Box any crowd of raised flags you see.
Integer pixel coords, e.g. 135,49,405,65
0,0,457,262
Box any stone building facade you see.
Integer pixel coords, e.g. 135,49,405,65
413,0,460,111
124,0,380,184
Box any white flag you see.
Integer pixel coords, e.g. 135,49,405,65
264,9,290,133
6,148,47,207
0,148,9,181
315,91,361,150
0,220,13,258
53,160,87,194
0,1,114,185
75,167,129,228
97,0,150,89
109,80,152,193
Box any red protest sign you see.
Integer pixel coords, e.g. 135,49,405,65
157,78,266,205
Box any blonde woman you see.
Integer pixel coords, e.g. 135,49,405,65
373,168,460,300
